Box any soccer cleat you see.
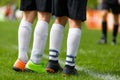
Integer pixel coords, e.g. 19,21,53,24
25,60,45,73
98,38,107,44
46,60,63,73
111,39,116,45
13,59,26,72
62,65,78,76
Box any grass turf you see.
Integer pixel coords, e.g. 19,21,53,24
0,20,120,80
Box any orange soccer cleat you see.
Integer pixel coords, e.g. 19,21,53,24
13,59,26,72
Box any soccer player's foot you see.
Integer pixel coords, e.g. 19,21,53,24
46,60,63,73
25,60,45,73
62,65,78,76
13,59,26,72
98,38,107,44
111,39,116,45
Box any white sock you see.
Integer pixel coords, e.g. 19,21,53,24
18,19,32,63
65,28,81,66
49,24,64,61
30,21,48,64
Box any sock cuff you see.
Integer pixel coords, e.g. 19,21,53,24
69,28,81,36
35,20,48,34
21,19,32,26
37,20,48,27
20,19,32,30
52,23,64,31
66,55,75,63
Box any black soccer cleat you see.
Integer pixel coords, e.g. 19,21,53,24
98,38,107,44
46,60,63,73
62,65,78,76
111,38,116,45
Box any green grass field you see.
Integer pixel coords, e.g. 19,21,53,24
0,20,120,80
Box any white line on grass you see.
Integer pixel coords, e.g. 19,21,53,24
12,45,120,80
43,55,120,80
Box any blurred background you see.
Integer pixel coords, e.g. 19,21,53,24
0,0,20,21
0,0,98,21
0,0,119,31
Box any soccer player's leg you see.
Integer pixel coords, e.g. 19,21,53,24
13,11,36,72
98,10,108,44
25,0,52,73
63,19,82,76
45,0,67,73
98,1,109,44
25,18,49,73
62,0,87,76
12,0,36,72
112,14,119,45
111,3,120,45
46,17,67,73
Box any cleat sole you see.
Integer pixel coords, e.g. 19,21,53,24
46,68,56,73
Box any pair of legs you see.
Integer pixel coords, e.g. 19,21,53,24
46,16,82,76
45,0,87,76
99,10,119,45
13,11,51,72
99,0,120,45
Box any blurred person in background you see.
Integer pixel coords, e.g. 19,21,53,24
4,4,16,21
4,4,11,19
98,0,120,45
9,3,16,21
13,0,51,73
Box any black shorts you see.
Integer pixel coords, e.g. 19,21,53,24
52,0,88,21
20,0,51,12
102,0,120,14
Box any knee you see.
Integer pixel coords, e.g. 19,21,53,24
54,16,68,26
22,11,36,23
